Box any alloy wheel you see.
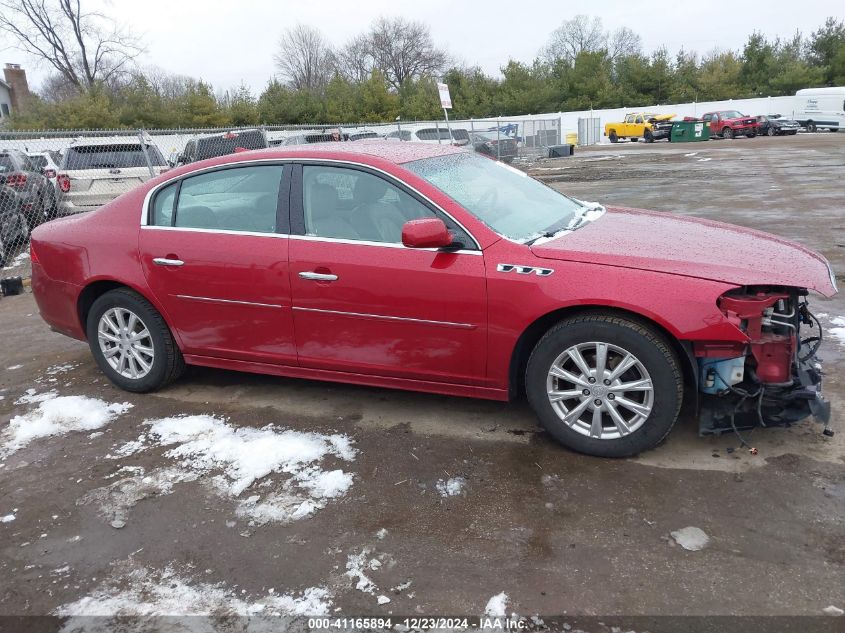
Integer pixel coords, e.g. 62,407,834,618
545,341,654,440
97,307,155,379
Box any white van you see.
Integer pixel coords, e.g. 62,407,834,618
384,125,470,146
793,87,845,132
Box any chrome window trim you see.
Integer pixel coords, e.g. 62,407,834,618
292,306,475,330
141,225,289,239
176,295,282,309
139,156,482,251
288,233,481,255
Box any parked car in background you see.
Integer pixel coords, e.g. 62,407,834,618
702,111,758,139
277,130,347,146
385,126,468,145
0,148,55,228
28,150,61,206
756,115,800,136
57,139,169,215
348,130,379,141
30,142,836,458
604,113,675,143
178,129,268,165
793,87,845,132
470,130,519,162
0,185,29,267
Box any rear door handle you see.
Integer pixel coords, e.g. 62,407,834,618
153,257,184,267
299,271,338,282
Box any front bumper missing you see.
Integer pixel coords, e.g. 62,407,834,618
699,353,830,435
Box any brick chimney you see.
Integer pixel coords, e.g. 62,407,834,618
4,64,31,112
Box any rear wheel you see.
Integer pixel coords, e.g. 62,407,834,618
722,127,734,139
525,314,683,457
86,288,185,393
767,126,775,136
806,121,817,132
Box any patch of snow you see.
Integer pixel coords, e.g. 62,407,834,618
697,157,712,162
345,549,379,595
3,252,30,270
684,152,698,157
6,364,23,370
16,389,58,405
670,526,710,551
1,513,16,523
46,363,78,375
55,561,332,621
823,605,844,616
1,395,132,457
828,317,845,346
377,595,390,605
436,476,465,497
80,467,199,523
485,592,509,616
376,528,388,540
109,415,356,525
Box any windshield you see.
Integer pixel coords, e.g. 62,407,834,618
720,110,745,119
63,144,167,169
405,152,584,241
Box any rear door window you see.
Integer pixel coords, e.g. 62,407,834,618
63,144,167,169
173,165,284,234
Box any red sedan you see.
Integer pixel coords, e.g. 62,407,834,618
30,142,837,456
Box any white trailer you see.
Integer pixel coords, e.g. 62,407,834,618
793,87,845,132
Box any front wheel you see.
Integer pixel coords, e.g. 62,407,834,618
644,130,654,143
722,127,734,139
525,314,683,457
608,131,618,143
86,288,186,392
767,127,775,136
806,121,817,132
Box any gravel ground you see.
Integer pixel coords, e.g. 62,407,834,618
0,133,843,632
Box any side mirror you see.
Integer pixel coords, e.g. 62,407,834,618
402,218,453,249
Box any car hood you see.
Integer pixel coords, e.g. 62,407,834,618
530,207,837,297
648,114,675,122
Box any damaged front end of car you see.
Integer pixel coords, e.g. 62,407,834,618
697,286,832,438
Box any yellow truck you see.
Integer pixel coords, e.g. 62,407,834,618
604,113,675,143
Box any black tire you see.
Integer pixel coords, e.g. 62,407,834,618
525,313,683,457
722,127,734,139
767,126,775,136
86,288,186,393
608,131,618,143
746,131,756,138
806,121,817,132
644,130,654,143
630,138,638,142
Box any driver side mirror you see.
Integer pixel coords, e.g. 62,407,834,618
402,218,454,249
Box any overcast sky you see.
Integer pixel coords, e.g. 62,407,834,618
1,0,842,94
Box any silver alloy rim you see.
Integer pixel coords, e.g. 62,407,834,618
97,307,154,379
546,342,654,440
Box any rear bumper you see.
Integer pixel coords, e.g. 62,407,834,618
57,200,100,216
31,262,86,341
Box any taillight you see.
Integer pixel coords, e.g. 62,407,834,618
57,174,71,193
44,169,56,179
6,173,27,188
30,242,39,265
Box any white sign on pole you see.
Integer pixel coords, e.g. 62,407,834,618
437,83,452,109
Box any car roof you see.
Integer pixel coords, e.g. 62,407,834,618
196,140,465,166
68,137,151,147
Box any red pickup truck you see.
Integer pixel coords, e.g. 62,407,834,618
702,110,759,139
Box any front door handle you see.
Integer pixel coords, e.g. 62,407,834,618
153,257,185,267
299,271,338,282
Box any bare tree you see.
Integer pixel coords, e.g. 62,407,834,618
274,24,335,92
541,15,607,63
608,26,642,61
0,0,143,94
367,17,449,90
336,33,374,83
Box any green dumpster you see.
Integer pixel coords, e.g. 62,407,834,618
670,120,710,142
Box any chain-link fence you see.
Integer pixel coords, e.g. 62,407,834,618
0,117,560,278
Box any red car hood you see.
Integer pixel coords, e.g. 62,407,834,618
530,207,837,297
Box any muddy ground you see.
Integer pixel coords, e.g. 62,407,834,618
0,133,844,632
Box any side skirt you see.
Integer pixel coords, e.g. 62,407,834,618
184,354,510,402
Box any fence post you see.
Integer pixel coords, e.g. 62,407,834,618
137,129,155,179
496,118,501,160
